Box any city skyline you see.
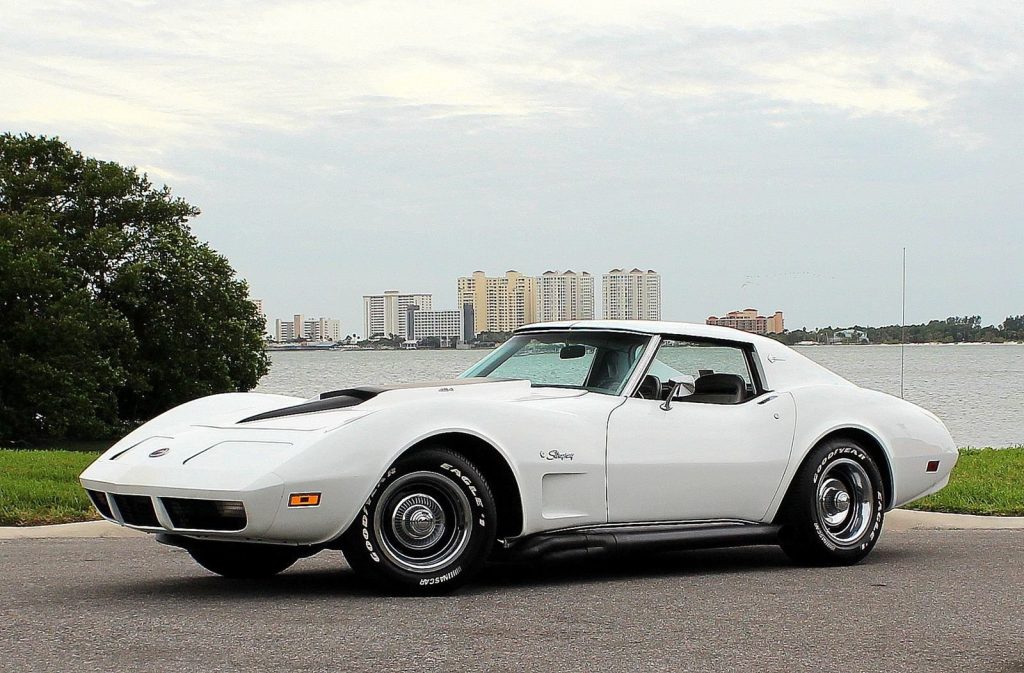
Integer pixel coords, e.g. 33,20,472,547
339,268,662,340
264,256,1023,341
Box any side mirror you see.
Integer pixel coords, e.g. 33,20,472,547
660,375,694,411
559,344,586,360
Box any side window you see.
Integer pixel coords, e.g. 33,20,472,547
655,340,752,384
636,339,756,404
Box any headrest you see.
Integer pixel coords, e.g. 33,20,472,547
694,373,745,396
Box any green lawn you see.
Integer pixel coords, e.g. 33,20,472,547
1,446,1022,527
902,447,1024,517
0,450,102,526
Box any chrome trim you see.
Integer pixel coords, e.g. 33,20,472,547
516,325,660,338
620,334,662,398
748,346,772,393
373,471,473,573
500,518,763,547
815,458,874,546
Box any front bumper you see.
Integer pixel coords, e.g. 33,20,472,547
80,461,368,545
81,475,288,543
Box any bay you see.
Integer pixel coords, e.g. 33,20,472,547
255,343,1024,448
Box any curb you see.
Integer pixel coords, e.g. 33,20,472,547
0,520,145,540
2,509,1024,540
885,509,1024,531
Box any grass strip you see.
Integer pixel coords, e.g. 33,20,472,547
0,446,1022,526
903,447,1024,517
0,450,102,526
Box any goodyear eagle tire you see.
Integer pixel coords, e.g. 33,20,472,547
340,446,497,594
187,542,300,578
779,438,885,566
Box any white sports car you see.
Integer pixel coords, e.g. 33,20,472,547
80,321,957,593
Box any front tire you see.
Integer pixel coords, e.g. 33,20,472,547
187,542,301,578
778,438,885,566
340,446,497,594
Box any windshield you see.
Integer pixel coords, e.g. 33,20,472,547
460,331,652,394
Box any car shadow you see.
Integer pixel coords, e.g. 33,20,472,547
84,542,918,601
475,541,922,592
477,545,792,589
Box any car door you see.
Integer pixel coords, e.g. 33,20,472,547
605,338,796,523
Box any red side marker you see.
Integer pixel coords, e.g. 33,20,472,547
926,460,940,473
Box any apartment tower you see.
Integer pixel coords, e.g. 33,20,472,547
274,314,305,342
536,270,595,322
602,269,661,320
706,309,784,335
457,271,537,336
304,317,342,342
362,291,432,339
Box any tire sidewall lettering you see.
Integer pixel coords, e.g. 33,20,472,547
357,452,490,584
809,445,882,552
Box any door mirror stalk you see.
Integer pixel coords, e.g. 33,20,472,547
660,376,692,411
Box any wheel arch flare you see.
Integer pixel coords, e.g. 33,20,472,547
395,431,525,540
776,425,896,520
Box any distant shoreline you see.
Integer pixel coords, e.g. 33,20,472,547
265,341,1024,353
790,341,1024,347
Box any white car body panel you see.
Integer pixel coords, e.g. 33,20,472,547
81,320,958,548
607,392,797,522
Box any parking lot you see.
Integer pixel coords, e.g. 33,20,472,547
2,529,1022,673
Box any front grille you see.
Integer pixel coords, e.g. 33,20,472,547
161,498,247,531
86,490,112,519
110,494,160,527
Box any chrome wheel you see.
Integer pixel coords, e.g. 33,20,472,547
816,457,874,546
373,471,473,573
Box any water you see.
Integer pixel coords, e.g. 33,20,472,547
255,344,1024,448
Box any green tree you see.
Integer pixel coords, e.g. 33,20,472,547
476,331,512,343
0,133,268,441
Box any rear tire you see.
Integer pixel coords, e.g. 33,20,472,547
340,446,497,594
778,438,885,566
187,542,300,578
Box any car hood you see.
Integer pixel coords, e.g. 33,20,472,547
93,379,577,468
235,378,584,429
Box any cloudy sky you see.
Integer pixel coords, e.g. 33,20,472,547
3,1,1021,332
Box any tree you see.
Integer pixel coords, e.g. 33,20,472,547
0,133,268,440
476,331,512,343
1002,315,1024,341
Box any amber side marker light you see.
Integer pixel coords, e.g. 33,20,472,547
926,460,940,473
288,493,321,507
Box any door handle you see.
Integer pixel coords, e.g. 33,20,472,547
757,395,778,405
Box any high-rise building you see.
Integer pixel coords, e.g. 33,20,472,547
602,269,661,320
461,303,475,343
408,308,464,347
457,271,538,336
274,314,342,341
536,270,595,322
363,291,432,339
707,309,784,335
304,317,342,342
253,299,268,337
275,314,304,342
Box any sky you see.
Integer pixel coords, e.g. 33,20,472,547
2,0,1022,333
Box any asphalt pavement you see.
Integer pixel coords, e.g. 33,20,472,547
2,527,1023,673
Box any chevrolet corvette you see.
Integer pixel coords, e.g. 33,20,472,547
80,321,957,593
